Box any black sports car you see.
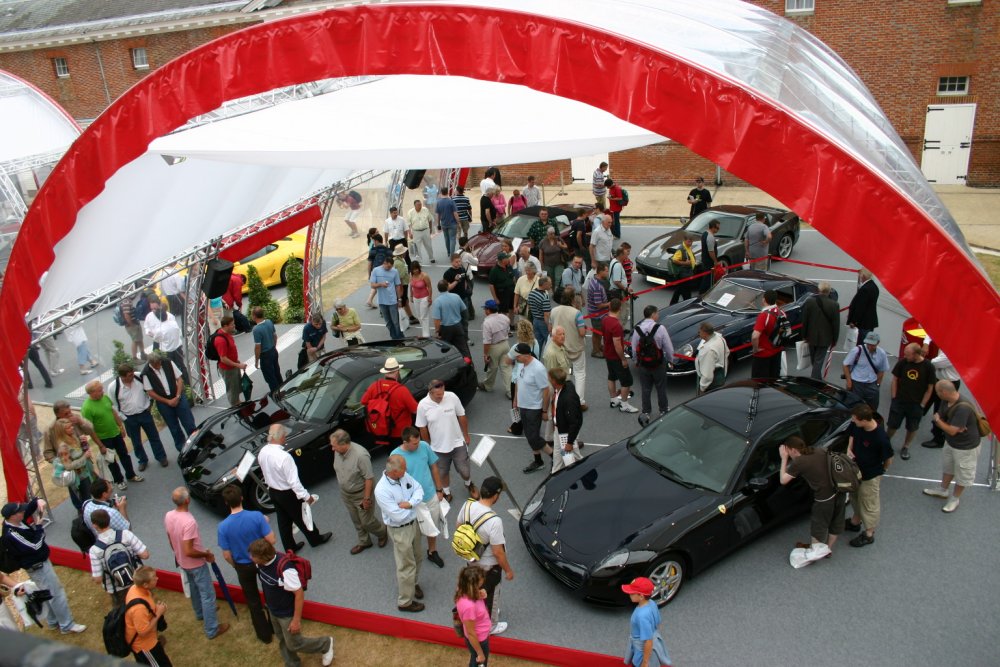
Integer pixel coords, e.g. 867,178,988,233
520,378,853,607
635,205,800,283
659,270,837,377
178,339,477,514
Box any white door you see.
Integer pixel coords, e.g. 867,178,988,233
921,104,976,184
570,152,609,185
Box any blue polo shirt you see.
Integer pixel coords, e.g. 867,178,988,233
370,266,401,305
516,358,549,409
390,440,439,498
436,197,458,228
252,319,277,352
217,509,272,565
432,292,466,326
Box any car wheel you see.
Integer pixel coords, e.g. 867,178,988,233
646,552,686,606
775,233,794,260
246,477,275,514
280,259,304,285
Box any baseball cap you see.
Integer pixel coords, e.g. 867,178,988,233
863,331,880,345
513,342,533,355
1,502,28,519
621,577,655,597
479,476,504,498
496,252,510,260
483,299,499,310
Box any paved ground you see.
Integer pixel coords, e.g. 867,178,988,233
38,223,1000,666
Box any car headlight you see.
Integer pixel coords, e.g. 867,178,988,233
676,343,694,358
593,549,659,574
522,483,547,520
212,466,240,490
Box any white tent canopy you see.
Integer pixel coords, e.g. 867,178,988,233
0,70,78,165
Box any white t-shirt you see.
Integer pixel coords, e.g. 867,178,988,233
458,500,505,569
384,215,409,241
415,392,466,453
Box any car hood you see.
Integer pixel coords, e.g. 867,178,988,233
638,229,701,265
660,301,747,352
533,444,704,558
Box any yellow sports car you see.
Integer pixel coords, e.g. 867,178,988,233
232,232,307,293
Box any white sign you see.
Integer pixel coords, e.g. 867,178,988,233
511,237,524,254
235,451,256,482
716,292,736,307
470,435,497,467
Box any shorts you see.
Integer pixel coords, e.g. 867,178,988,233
345,208,361,223
125,323,143,343
942,444,979,487
435,443,471,481
887,398,923,432
606,358,633,386
589,316,604,333
810,492,846,543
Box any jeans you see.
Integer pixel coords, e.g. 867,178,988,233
380,304,403,340
123,409,167,465
611,211,621,238
259,347,282,393
28,560,76,631
184,563,220,638
443,226,458,257
849,381,880,411
157,395,197,451
465,635,491,667
105,434,138,479
75,342,94,368
636,363,668,415
532,318,549,351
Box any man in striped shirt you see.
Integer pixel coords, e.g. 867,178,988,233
587,263,610,358
453,186,473,238
528,276,553,350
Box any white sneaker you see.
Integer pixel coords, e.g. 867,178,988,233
62,623,87,634
942,496,960,513
490,621,508,635
322,636,335,666
117,481,128,491
923,486,949,499
619,402,639,414
609,397,621,408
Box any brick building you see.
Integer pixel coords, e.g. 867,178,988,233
0,0,995,186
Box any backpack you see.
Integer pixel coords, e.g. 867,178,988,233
134,294,151,322
205,330,224,362
113,304,126,326
277,550,312,591
619,187,630,207
95,531,140,592
948,400,992,438
634,323,664,368
71,501,97,554
768,308,792,347
103,597,152,657
451,500,498,562
827,450,862,494
365,382,402,440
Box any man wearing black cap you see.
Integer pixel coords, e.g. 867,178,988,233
514,343,553,473
489,253,516,316
1,499,86,634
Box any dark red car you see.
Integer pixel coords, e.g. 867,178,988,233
465,204,594,274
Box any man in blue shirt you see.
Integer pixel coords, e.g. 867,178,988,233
370,255,403,340
843,331,889,411
435,188,460,257
217,485,275,644
514,343,553,474
391,427,447,568
432,279,470,357
252,306,282,393
374,455,426,612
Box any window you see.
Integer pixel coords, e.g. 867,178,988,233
131,47,149,70
937,76,969,96
785,0,815,13
52,57,69,78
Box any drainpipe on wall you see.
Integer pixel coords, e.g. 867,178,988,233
92,40,113,107
715,164,723,187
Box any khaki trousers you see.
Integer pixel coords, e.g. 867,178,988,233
851,476,882,531
339,487,387,546
388,521,423,606
271,613,331,667
483,340,512,391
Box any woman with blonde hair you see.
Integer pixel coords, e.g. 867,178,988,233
505,320,539,430
53,419,96,509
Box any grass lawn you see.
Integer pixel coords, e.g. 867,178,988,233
13,566,549,667
975,252,1000,287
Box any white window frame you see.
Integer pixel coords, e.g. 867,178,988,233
785,0,815,14
131,47,149,70
52,57,69,78
947,0,981,6
937,76,970,96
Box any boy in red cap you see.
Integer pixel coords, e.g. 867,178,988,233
622,577,672,667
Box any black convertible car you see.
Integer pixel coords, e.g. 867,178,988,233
520,378,853,607
659,270,837,377
178,339,477,514
635,205,800,283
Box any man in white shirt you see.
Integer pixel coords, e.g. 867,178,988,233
383,206,411,254
374,455,426,613
89,508,149,609
415,380,477,501
515,244,542,277
113,364,167,471
590,214,615,266
694,322,729,395
160,271,186,326
257,424,332,553
479,167,499,197
407,200,435,264
522,176,541,208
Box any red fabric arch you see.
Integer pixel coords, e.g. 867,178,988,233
3,4,997,503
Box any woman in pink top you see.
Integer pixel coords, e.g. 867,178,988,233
455,565,491,667
491,189,507,222
508,189,527,216
408,261,433,338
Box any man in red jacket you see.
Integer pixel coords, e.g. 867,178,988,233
222,272,244,318
360,357,418,449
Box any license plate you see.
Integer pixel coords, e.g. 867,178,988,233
645,276,666,285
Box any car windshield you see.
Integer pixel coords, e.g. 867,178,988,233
687,212,744,239
701,278,764,312
495,213,567,238
627,405,748,493
276,361,353,422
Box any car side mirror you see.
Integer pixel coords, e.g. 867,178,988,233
747,477,769,493
341,404,365,419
